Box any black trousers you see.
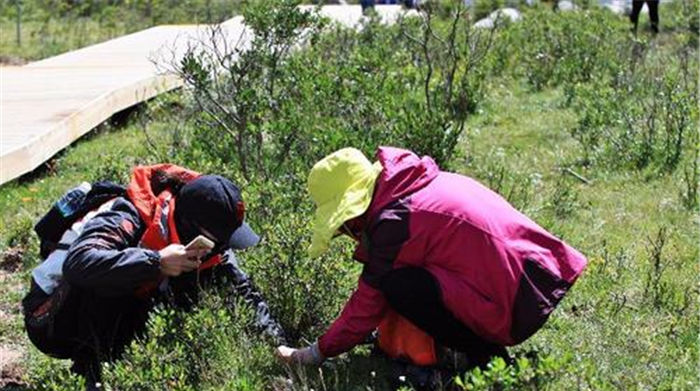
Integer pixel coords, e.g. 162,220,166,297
25,285,151,383
379,267,507,368
630,1,659,33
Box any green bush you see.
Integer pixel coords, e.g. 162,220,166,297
101,295,273,390
241,185,358,343
500,7,629,91
679,135,699,211
454,352,568,391
569,45,698,173
174,0,493,176
25,353,86,391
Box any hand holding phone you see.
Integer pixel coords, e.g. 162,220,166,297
185,235,215,251
158,242,208,277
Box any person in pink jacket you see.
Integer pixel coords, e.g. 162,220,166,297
277,147,587,367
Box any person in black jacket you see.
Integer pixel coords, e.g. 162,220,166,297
22,165,285,389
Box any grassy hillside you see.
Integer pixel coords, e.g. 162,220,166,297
0,1,697,390
0,0,242,62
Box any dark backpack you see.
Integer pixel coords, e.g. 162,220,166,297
35,181,127,259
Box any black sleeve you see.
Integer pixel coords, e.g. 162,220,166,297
62,197,162,297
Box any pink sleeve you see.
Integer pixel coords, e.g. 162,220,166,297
318,278,388,358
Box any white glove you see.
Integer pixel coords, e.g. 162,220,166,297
276,343,324,365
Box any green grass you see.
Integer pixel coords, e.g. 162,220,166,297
0,17,137,62
0,1,241,62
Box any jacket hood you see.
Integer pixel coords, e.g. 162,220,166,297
368,147,439,217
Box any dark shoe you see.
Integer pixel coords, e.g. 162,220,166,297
389,359,442,391
441,345,510,371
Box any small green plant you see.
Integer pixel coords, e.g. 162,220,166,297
454,353,567,391
680,145,699,211
0,214,36,271
4,214,33,249
25,352,85,391
641,227,685,312
467,148,534,212
547,173,582,219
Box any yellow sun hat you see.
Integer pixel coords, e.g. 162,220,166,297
307,148,382,258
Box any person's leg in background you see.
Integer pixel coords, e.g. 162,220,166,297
380,267,507,368
647,0,660,33
630,1,644,34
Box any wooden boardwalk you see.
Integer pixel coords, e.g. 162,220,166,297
0,5,408,185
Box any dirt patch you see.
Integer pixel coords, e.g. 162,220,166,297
0,55,27,67
0,345,25,388
0,248,24,273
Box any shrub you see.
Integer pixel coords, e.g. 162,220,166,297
240,184,358,343
102,295,274,390
662,0,700,46
0,214,37,271
641,227,688,312
466,147,535,212
569,44,698,172
454,352,568,391
172,0,495,177
393,1,497,167
25,353,85,391
505,7,629,91
546,173,582,219
680,140,699,211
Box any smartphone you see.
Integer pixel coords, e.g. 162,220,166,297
185,235,215,251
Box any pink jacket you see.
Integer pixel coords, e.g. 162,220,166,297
318,147,587,358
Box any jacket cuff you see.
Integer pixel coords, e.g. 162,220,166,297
310,342,325,365
145,249,161,266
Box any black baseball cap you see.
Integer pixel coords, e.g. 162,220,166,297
175,175,260,250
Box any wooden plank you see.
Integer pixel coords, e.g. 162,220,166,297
0,22,245,184
0,6,406,185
